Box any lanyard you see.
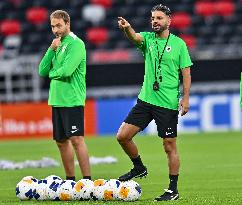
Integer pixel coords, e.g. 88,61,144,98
154,32,170,82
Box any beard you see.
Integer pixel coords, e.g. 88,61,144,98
54,28,69,38
152,23,168,34
54,33,61,38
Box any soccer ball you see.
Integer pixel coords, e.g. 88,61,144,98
91,184,107,200
45,175,62,182
73,179,94,200
103,179,122,200
93,179,106,186
57,180,76,201
33,179,48,200
81,179,94,200
91,179,107,201
16,176,37,200
118,180,142,201
46,179,62,200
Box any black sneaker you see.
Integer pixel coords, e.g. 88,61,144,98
118,166,148,181
154,189,179,201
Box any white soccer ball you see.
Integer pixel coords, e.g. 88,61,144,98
91,179,107,201
46,179,62,200
73,179,94,200
103,179,122,200
16,176,37,200
82,179,94,200
33,179,48,200
91,184,107,200
57,180,76,201
93,179,106,187
45,175,62,183
118,180,142,201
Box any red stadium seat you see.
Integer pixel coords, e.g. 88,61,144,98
171,12,192,30
215,2,235,17
91,0,112,8
0,20,21,36
26,7,48,25
9,0,22,7
195,2,215,17
179,34,197,49
86,27,109,45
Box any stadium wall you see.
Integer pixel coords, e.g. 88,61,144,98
86,59,242,87
0,93,241,139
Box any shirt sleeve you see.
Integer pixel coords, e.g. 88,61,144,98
49,41,85,79
179,41,193,69
38,48,55,77
135,32,147,52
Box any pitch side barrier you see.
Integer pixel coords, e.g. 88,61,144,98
0,93,241,139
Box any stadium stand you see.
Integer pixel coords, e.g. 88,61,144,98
0,0,241,56
0,0,241,102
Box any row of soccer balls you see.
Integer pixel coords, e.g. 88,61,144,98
16,175,142,201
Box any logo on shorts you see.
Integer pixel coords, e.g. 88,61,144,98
71,125,78,133
165,128,174,136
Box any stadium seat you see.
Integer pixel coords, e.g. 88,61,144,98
194,2,215,17
228,35,242,44
0,20,21,36
82,4,106,25
9,0,23,7
170,12,192,30
86,27,108,45
26,7,48,25
197,25,214,40
91,0,112,8
204,15,224,27
216,25,233,37
0,43,3,55
2,35,21,58
215,2,235,17
179,34,197,49
210,36,225,44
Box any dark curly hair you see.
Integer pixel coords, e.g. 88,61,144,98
151,4,172,17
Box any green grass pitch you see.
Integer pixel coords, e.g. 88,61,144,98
0,132,242,205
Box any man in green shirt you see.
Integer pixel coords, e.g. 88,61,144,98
39,10,91,181
117,4,192,201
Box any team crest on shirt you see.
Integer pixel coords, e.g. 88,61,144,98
61,45,67,53
149,46,153,52
166,46,172,52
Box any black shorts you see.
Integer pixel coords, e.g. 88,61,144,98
124,99,179,138
52,106,84,141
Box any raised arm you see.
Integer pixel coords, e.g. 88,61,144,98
48,41,85,79
38,37,61,77
118,17,143,45
38,48,55,77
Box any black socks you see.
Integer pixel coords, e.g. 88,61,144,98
66,176,92,181
168,174,179,192
83,176,92,180
131,155,145,169
66,176,75,181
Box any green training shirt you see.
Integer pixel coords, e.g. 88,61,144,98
39,32,86,107
136,32,193,110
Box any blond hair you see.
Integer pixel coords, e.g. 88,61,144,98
50,10,70,24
